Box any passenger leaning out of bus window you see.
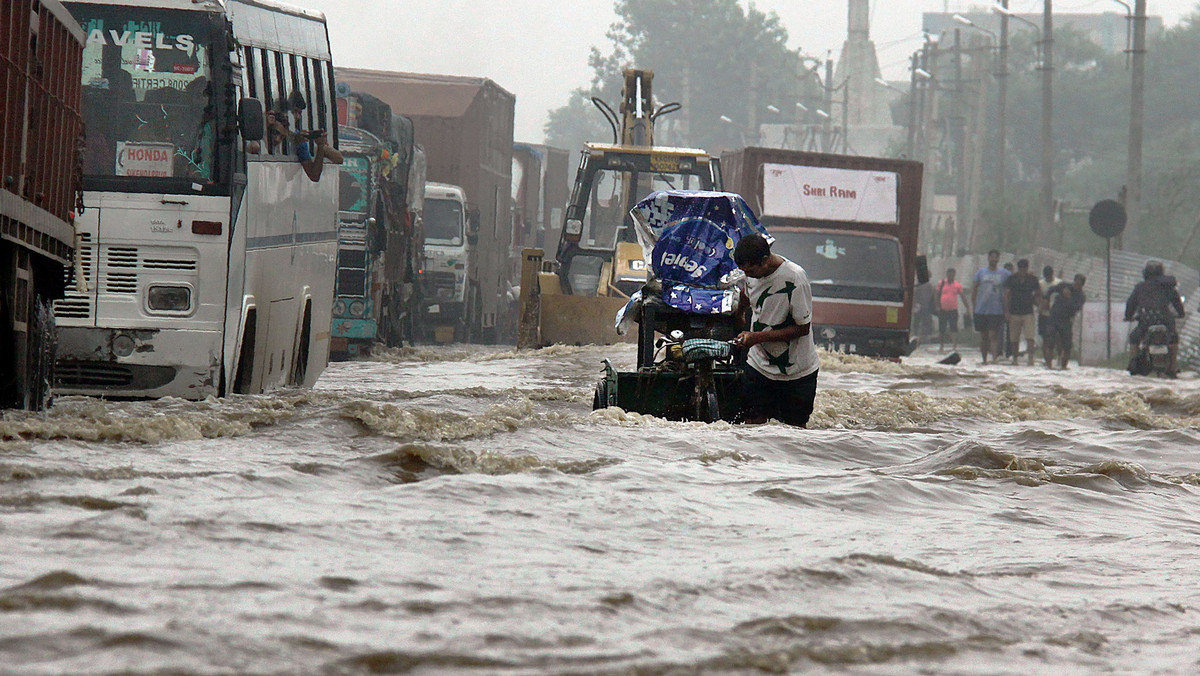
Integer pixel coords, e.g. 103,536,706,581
257,108,343,181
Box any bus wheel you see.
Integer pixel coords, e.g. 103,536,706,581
292,302,312,386
233,310,257,394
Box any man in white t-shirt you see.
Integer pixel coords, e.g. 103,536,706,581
731,234,820,427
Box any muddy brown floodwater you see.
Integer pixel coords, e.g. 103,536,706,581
4,343,1200,674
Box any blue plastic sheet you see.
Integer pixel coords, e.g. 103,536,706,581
627,190,771,315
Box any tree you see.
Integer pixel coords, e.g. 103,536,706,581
544,0,820,152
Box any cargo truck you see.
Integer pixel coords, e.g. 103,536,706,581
1,0,84,409
330,89,426,358
721,147,923,357
335,68,515,343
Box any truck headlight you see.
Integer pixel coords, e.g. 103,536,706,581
333,300,347,316
564,218,583,242
147,286,192,312
349,300,365,317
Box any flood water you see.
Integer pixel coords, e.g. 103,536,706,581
4,343,1200,674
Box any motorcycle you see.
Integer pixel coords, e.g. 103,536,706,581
1128,310,1175,377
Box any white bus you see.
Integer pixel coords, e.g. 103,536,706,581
54,0,338,397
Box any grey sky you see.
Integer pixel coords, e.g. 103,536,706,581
302,1,1200,143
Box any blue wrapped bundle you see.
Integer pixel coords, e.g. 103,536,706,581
627,190,770,316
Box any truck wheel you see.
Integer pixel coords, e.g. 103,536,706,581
28,298,56,411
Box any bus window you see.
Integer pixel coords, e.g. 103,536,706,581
243,47,258,99
301,58,316,131
313,61,330,137
74,6,216,182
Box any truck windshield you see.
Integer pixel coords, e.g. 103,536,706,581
584,169,704,249
71,5,218,188
339,156,370,213
425,198,463,244
769,231,902,288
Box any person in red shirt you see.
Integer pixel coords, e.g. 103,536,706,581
936,268,968,352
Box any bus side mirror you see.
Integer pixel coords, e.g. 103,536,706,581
239,98,265,142
467,208,480,244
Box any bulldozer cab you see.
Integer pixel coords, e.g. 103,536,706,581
556,144,722,298
517,69,723,348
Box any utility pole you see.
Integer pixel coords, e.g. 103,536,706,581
954,29,966,257
996,0,1009,206
907,51,919,157
842,78,851,153
824,56,834,152
1040,0,1055,248
1125,0,1147,252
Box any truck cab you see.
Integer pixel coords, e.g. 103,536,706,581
421,182,472,341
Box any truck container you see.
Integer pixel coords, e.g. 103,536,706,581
721,147,923,357
1,0,84,408
512,143,571,253
334,67,515,343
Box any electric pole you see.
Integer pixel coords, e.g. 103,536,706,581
1125,0,1147,251
1040,0,1055,248
954,29,966,256
996,0,1009,206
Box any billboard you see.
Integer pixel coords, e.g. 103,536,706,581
762,163,899,224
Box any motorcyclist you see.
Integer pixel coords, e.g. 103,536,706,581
1124,260,1186,376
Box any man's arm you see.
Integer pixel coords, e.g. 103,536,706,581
735,323,807,348
1173,291,1186,318
1124,287,1138,322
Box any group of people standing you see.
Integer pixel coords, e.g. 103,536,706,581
929,250,1088,369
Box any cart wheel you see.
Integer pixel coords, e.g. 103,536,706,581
702,388,720,423
593,378,610,410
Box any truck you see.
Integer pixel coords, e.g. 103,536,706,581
334,67,516,343
330,89,426,358
512,143,571,253
721,147,923,358
1,0,84,409
518,69,723,348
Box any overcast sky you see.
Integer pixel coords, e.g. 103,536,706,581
301,0,1200,143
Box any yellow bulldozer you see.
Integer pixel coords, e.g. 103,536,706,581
518,69,723,347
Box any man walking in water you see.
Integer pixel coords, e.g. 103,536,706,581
732,234,819,427
972,250,1010,364
1003,259,1042,365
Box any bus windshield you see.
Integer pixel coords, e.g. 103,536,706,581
769,230,903,288
72,5,217,187
425,198,463,244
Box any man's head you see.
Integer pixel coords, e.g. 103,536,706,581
1017,258,1030,273
1074,273,1087,289
1043,265,1055,281
946,267,956,282
1144,260,1164,280
734,234,773,278
987,249,1000,268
